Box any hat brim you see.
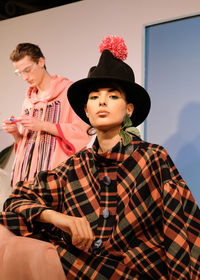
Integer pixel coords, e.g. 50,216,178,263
67,77,151,127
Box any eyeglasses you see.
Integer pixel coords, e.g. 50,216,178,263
14,63,37,77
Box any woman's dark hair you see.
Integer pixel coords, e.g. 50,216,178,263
87,81,130,103
87,126,96,136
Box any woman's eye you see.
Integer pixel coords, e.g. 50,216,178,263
109,95,120,99
89,95,98,100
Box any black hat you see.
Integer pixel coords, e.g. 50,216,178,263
68,36,151,127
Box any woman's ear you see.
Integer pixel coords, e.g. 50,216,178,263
127,103,134,117
84,105,89,117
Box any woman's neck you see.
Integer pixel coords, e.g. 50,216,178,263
96,128,121,153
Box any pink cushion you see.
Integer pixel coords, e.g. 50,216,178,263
0,225,66,280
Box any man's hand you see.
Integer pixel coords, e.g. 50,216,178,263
20,115,44,132
2,116,22,143
20,115,60,136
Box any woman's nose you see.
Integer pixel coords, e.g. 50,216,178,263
99,96,107,106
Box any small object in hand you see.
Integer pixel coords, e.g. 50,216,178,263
9,118,20,123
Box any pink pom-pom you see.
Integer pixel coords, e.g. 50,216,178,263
99,35,128,61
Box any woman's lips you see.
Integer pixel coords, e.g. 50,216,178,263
97,111,109,116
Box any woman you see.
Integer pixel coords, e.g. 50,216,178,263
0,36,199,279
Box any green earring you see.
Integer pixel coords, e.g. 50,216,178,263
119,114,141,146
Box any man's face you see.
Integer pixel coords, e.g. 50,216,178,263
13,55,45,87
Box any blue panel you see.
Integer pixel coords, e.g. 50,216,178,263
145,16,200,206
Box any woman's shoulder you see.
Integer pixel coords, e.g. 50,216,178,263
134,138,169,159
60,148,93,166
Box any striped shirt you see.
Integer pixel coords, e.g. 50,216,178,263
1,136,200,279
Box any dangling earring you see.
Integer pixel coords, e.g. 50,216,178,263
120,114,141,146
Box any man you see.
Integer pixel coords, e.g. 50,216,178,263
3,43,90,187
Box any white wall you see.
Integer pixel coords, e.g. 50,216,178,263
0,0,200,205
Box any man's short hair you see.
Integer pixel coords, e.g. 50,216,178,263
10,43,45,63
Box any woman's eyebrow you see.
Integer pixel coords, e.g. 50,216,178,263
89,87,100,92
108,87,121,92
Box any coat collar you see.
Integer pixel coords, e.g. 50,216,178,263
92,135,141,166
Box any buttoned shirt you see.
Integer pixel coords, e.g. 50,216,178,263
1,136,200,279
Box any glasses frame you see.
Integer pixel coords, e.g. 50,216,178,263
14,63,37,77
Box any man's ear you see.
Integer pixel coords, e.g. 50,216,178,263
38,57,45,68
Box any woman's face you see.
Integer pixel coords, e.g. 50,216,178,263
84,84,134,132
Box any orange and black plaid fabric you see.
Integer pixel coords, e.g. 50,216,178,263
1,136,200,279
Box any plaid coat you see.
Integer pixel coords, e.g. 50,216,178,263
1,136,200,279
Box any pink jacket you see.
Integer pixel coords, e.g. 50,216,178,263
12,75,90,187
